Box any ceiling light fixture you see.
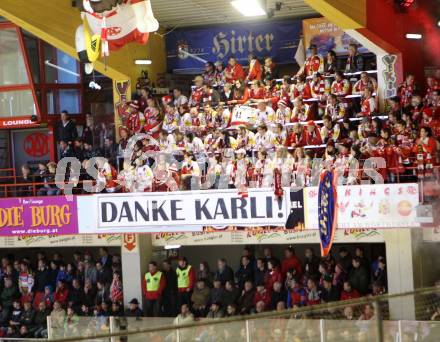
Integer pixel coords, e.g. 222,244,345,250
164,245,181,250
405,33,422,39
134,59,152,65
231,0,266,17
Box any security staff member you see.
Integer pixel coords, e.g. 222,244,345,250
143,261,166,317
176,257,195,308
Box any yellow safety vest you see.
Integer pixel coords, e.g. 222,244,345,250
145,271,162,292
176,265,192,289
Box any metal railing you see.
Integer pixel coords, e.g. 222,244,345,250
45,287,440,342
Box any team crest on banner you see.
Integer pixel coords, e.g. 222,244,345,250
318,170,338,257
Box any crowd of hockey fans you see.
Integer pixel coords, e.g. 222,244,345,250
2,245,439,339
5,43,439,197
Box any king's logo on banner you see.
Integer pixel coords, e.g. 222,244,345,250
318,170,338,257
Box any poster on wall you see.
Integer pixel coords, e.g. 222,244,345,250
166,20,302,71
0,196,78,236
302,17,369,56
304,183,420,229
12,129,51,172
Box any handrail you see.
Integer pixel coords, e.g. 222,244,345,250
48,286,439,342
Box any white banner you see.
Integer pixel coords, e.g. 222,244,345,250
152,228,384,246
304,183,420,229
78,188,290,234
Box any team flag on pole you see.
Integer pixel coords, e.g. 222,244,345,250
318,170,338,257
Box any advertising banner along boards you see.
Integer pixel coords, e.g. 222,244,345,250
0,196,78,236
78,188,291,234
305,183,420,229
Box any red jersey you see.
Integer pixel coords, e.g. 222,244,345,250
248,59,262,81
127,112,141,134
292,82,312,100
190,87,204,107
360,97,376,116
281,256,302,278
250,87,265,100
304,55,324,76
225,63,246,83
311,78,326,99
304,127,323,145
331,79,351,96
399,82,416,107
285,131,305,148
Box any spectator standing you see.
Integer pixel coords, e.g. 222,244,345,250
196,261,213,287
225,56,246,83
143,261,166,317
176,257,195,308
109,271,123,304
235,256,254,290
281,247,302,279
55,111,78,144
304,248,320,279
161,260,178,317
265,259,283,292
214,259,234,286
345,43,364,73
338,247,352,274
96,261,112,285
1,278,19,309
254,258,267,287
349,257,369,295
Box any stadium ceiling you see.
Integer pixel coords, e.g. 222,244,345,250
151,0,318,29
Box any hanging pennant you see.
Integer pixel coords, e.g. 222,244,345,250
75,0,159,73
318,169,338,257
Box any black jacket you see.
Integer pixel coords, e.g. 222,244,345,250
345,54,364,73
56,120,78,143
235,265,254,290
215,266,234,286
34,309,50,328
97,268,112,285
124,308,143,318
254,268,267,287
349,267,369,295
34,268,51,292
0,308,9,327
20,308,35,327
320,286,340,303
163,270,177,295
271,290,287,309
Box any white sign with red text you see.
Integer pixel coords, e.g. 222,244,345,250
304,183,420,229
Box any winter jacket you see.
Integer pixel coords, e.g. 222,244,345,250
237,288,256,314
191,287,210,309
349,267,369,295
